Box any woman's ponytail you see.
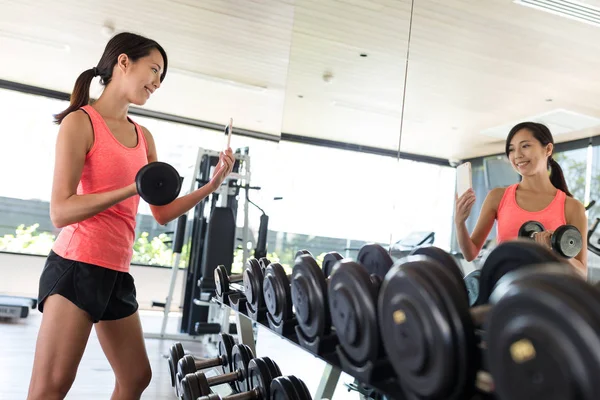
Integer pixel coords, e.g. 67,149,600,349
53,68,97,124
549,157,573,197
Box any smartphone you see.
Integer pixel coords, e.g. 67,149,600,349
456,162,472,197
225,118,233,149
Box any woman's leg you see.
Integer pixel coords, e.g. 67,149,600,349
95,311,152,400
27,294,94,400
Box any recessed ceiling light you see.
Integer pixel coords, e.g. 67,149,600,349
546,98,553,102
298,95,304,98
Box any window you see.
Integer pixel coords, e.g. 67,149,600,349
0,87,457,269
554,147,588,204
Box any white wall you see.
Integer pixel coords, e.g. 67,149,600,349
0,252,186,311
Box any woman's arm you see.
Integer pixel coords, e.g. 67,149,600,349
455,188,504,262
565,197,588,278
141,127,234,226
50,111,138,228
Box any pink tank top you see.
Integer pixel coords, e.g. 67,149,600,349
52,105,148,272
496,184,567,244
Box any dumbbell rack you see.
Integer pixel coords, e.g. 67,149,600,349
213,293,405,400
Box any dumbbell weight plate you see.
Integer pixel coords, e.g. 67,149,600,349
417,256,477,400
477,241,562,306
464,270,481,307
518,220,545,238
243,258,264,310
168,343,185,387
295,249,313,260
377,259,455,398
263,263,293,324
270,376,312,400
136,161,182,206
410,245,468,303
259,257,271,271
231,344,254,393
214,265,231,298
218,332,236,374
552,224,583,258
357,243,394,279
247,357,282,399
263,357,283,383
328,260,379,366
291,255,330,340
322,251,343,279
486,269,600,400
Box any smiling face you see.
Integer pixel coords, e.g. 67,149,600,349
507,128,553,176
115,48,164,106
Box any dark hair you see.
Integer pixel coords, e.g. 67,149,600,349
505,121,572,197
54,32,168,124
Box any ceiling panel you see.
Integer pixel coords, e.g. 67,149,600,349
2,0,600,161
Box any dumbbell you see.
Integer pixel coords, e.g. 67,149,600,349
518,220,583,258
475,240,564,306
377,243,572,400
409,245,484,307
136,161,182,206
484,264,596,400
463,270,481,307
291,251,343,347
175,333,237,394
244,251,307,320
195,357,285,400
215,265,244,300
180,344,255,400
168,333,236,390
327,243,394,372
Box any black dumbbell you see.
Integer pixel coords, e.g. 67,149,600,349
215,265,244,300
262,262,293,331
410,245,477,308
136,161,182,206
475,240,564,306
463,270,481,307
291,252,343,347
263,249,340,334
180,344,255,400
168,334,236,391
195,357,289,400
244,251,306,320
175,333,237,393
327,244,394,371
485,264,596,400
243,258,269,319
321,251,344,279
377,245,573,400
518,220,583,258
267,375,313,400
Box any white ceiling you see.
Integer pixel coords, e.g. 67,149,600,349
2,0,600,161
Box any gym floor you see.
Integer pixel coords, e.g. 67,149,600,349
0,310,358,399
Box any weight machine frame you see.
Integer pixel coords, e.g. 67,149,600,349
143,146,253,342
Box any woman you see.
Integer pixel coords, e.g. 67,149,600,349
455,121,587,278
27,32,235,400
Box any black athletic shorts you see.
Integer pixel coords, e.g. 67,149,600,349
38,250,138,323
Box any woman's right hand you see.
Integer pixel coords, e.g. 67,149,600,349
455,189,476,225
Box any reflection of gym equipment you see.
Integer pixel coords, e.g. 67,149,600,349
389,231,435,259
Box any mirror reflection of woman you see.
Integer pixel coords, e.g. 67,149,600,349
455,122,587,278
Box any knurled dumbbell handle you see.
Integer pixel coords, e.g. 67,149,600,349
207,369,243,387
196,354,227,370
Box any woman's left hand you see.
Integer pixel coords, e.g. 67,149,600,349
532,230,553,250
